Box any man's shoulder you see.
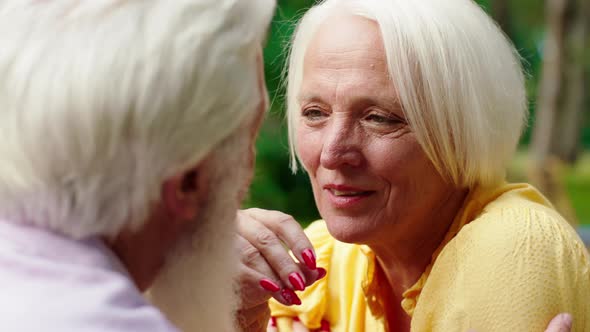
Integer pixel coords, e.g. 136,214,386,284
0,268,178,332
0,233,178,332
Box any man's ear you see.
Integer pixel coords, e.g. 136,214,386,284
162,164,208,221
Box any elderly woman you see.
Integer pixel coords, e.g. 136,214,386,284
234,0,590,331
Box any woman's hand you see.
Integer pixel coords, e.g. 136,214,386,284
234,208,326,331
544,314,573,332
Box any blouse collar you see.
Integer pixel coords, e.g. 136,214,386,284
360,182,515,317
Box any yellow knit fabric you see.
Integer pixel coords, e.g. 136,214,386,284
269,183,590,331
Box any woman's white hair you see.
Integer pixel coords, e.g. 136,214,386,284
287,0,527,188
0,0,275,238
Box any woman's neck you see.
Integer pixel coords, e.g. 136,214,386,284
369,187,468,297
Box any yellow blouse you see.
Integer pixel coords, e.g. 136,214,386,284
269,183,590,331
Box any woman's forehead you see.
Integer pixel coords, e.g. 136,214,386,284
300,19,396,101
302,14,391,83
306,14,384,64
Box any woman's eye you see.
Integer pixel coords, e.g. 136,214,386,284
302,108,327,120
364,113,400,125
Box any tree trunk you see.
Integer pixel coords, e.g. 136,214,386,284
531,0,566,166
550,0,589,163
529,0,588,225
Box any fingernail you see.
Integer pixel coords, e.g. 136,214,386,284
317,267,327,280
289,272,306,291
320,320,331,331
259,279,280,292
562,313,573,329
270,317,277,327
281,288,302,305
302,249,316,270
291,291,302,305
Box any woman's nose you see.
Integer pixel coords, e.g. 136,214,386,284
319,124,363,170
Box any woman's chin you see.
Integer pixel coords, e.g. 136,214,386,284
324,215,378,245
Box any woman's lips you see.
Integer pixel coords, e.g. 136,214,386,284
323,184,375,208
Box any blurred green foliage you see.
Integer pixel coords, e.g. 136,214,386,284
566,171,590,225
508,152,590,225
243,0,320,226
244,0,590,226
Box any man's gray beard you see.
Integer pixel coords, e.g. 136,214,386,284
147,132,250,332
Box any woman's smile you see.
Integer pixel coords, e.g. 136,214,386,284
295,15,456,245
323,184,376,209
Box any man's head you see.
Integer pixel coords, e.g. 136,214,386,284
0,0,273,237
0,0,274,322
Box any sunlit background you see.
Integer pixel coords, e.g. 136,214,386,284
245,0,590,234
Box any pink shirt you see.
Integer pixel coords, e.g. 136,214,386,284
0,220,179,332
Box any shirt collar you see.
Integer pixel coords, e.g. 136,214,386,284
0,219,130,277
360,182,515,317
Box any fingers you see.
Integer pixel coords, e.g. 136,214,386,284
236,233,306,308
266,317,278,332
545,313,573,332
237,263,301,308
236,208,328,315
235,235,297,307
238,209,316,291
318,319,331,332
243,208,317,270
301,264,327,288
292,320,311,332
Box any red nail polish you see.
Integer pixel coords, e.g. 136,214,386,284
302,249,316,270
317,267,327,280
320,319,331,331
260,279,280,292
270,317,277,327
283,288,301,305
289,272,305,291
281,288,294,305
292,292,302,305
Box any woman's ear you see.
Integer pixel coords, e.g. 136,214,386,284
162,165,208,221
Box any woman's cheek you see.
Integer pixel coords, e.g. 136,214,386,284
296,129,322,171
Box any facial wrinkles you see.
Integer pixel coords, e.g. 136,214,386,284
302,40,402,131
308,54,391,100
302,56,398,154
303,64,406,178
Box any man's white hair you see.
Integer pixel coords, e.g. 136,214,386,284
287,0,527,188
0,0,275,238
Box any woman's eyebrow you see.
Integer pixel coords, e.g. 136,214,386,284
298,93,402,112
297,93,322,103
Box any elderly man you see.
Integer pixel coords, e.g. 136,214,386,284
0,0,274,331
